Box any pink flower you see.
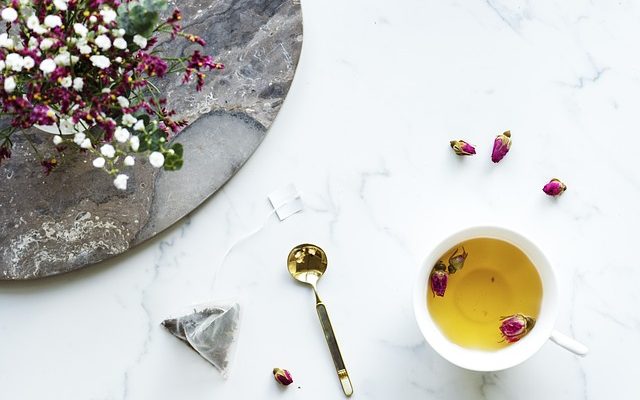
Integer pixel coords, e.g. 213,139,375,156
491,130,512,163
499,313,535,343
273,368,293,386
543,178,567,197
450,140,476,156
430,261,449,297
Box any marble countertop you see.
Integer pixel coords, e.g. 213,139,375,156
1,0,638,398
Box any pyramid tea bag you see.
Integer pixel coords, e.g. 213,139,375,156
162,302,241,377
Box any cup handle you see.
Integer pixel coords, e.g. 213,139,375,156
549,330,588,356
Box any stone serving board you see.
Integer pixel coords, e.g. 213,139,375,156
0,0,303,279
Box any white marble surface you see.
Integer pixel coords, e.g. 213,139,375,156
1,0,639,398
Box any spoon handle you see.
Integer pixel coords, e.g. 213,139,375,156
315,301,353,397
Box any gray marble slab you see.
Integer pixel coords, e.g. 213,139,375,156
0,0,303,279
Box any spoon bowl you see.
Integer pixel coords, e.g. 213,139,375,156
287,244,327,287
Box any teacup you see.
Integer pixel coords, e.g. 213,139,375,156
413,226,588,371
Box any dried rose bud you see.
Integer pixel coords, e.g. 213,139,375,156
273,368,293,386
430,260,449,297
499,313,535,343
542,178,567,197
450,140,476,156
491,130,512,163
447,247,468,274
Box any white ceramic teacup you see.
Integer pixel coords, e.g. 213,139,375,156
413,226,588,371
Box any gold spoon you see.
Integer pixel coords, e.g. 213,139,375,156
287,244,353,397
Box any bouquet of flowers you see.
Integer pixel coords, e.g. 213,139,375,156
0,0,223,189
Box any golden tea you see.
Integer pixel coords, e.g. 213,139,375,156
427,237,542,350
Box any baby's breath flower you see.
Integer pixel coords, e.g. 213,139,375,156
133,120,145,131
114,126,130,143
53,135,63,145
129,135,140,151
89,15,97,23
5,53,24,71
80,138,92,149
94,34,111,50
39,58,56,74
123,155,135,166
149,151,165,168
113,37,127,49
23,56,35,69
73,23,88,37
3,76,16,93
72,77,84,91
101,87,111,94
117,96,129,108
100,144,115,158
53,0,68,11
122,114,137,127
54,51,71,66
133,34,147,49
1,8,18,23
114,56,123,63
28,37,38,49
100,8,117,24
44,15,62,28
26,15,40,31
92,157,105,168
0,33,14,49
97,25,108,34
39,38,54,50
73,132,86,145
60,76,72,88
89,55,110,69
113,174,128,190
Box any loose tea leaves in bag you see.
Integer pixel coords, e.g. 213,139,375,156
162,302,240,377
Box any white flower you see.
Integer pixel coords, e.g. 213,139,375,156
113,28,125,37
73,132,86,145
78,43,91,54
80,138,92,149
73,77,84,91
90,55,110,69
101,88,111,94
0,33,13,49
129,135,140,151
1,8,18,22
0,60,4,70
44,15,62,28
60,75,72,88
113,37,127,50
28,37,38,49
54,51,71,66
123,155,135,166
53,0,68,11
114,126,130,143
121,113,137,127
3,76,16,93
5,53,24,71
39,38,54,50
39,58,56,74
100,144,115,158
92,157,105,168
71,55,79,64
133,120,145,131
94,34,111,50
22,56,35,69
113,174,128,190
97,25,107,34
53,135,63,145
89,15,97,23
100,8,117,24
26,15,40,30
73,23,88,37
115,56,122,63
116,96,129,108
149,152,164,168
133,34,147,49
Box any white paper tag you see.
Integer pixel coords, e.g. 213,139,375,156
268,184,303,221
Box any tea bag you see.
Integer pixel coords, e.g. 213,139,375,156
162,302,241,377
